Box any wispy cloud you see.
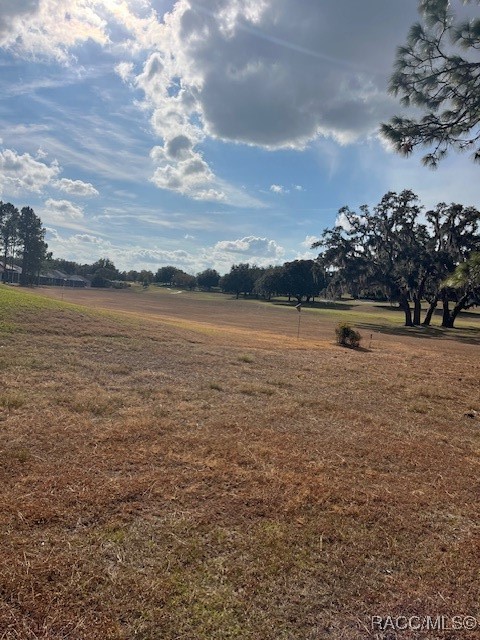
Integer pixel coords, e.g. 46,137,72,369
0,106,152,185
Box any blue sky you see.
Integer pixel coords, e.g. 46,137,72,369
0,0,479,274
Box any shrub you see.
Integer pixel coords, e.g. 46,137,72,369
238,354,254,363
335,323,362,348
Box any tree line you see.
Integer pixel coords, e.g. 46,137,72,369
49,256,328,302
219,260,326,303
2,194,479,329
219,190,480,329
48,259,222,291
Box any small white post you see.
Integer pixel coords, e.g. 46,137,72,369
295,302,302,338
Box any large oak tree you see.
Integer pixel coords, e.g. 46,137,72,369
313,190,480,327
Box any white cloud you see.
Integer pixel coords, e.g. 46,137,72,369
0,0,39,46
137,50,226,201
268,184,303,196
128,248,192,265
214,236,284,260
0,0,165,63
0,0,431,206
0,148,60,194
270,184,287,195
115,0,419,201
0,0,108,62
44,198,84,223
54,178,99,197
45,227,287,274
0,1,424,204
0,147,102,200
150,144,226,201
46,228,112,263
301,235,320,249
132,0,419,151
46,228,200,272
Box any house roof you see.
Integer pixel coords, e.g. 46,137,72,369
0,262,22,273
40,270,89,283
66,275,88,282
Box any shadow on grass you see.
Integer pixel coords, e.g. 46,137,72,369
270,299,360,312
372,304,405,314
222,295,361,311
372,304,480,320
356,321,480,346
335,343,372,353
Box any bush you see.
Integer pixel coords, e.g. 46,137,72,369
335,323,362,348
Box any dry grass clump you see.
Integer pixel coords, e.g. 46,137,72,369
238,353,255,363
239,384,275,396
0,286,479,639
0,390,26,410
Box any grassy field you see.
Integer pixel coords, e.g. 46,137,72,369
0,285,479,639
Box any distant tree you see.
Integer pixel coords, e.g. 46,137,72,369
282,259,323,303
196,268,220,290
254,266,287,300
45,257,78,275
172,270,196,289
155,265,179,285
220,263,261,299
89,258,120,288
91,258,119,279
17,206,48,285
126,270,139,282
139,270,154,285
381,0,480,166
75,263,92,278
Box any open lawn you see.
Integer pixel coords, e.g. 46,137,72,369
0,286,479,639
40,284,480,348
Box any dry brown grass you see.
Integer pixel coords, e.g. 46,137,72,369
0,286,479,639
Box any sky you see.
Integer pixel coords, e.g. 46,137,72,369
0,0,479,275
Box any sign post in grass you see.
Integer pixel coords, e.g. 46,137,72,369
295,302,302,338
